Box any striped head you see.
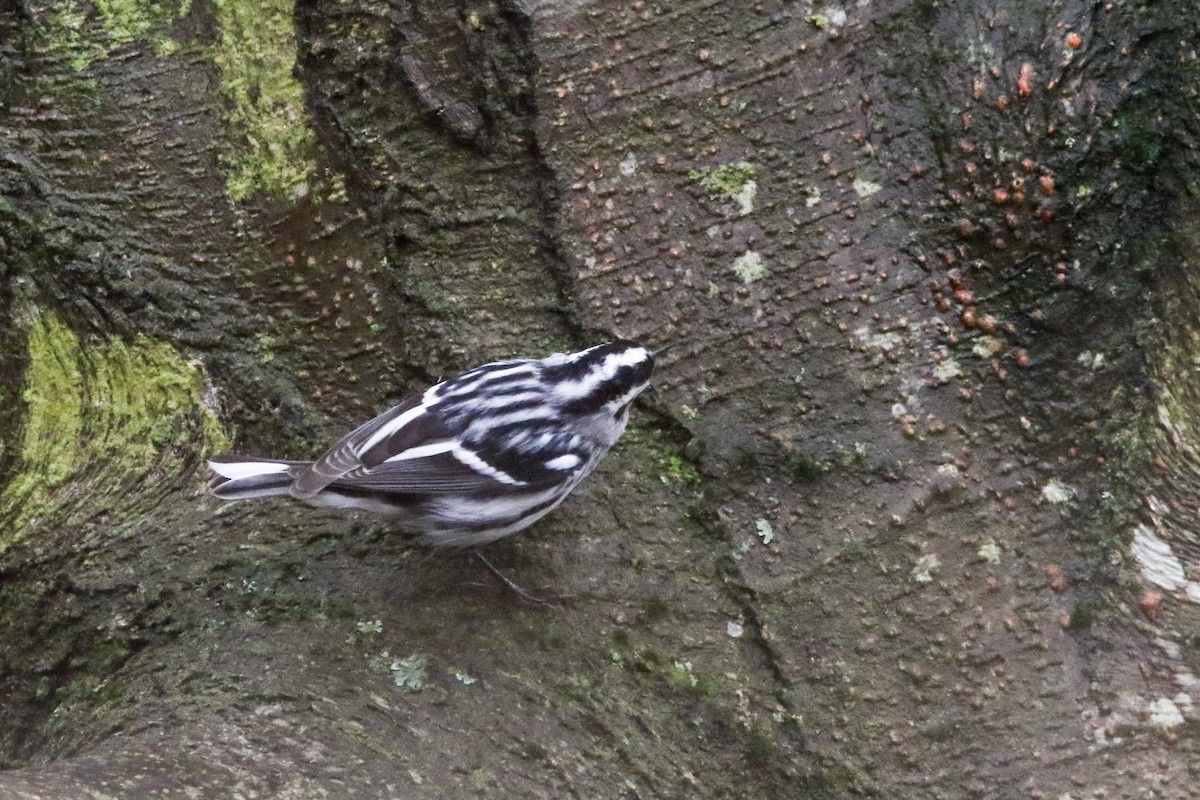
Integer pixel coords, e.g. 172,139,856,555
544,340,654,443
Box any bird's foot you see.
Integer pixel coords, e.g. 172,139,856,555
471,550,552,608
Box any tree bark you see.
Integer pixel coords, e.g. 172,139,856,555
2,0,1198,797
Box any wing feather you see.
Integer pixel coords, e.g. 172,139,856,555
332,451,507,494
292,394,433,495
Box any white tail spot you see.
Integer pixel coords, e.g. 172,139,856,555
208,460,290,480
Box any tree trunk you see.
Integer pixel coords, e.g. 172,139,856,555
2,0,1197,797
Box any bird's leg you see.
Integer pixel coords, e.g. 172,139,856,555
472,550,550,607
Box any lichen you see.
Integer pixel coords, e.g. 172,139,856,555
667,660,701,691
852,176,882,198
731,250,769,283
389,653,428,691
911,553,940,583
690,162,758,215
0,310,228,549
210,0,318,201
932,357,961,383
1041,479,1073,504
977,539,1001,563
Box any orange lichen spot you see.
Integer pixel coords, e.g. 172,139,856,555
1066,32,1082,49
1039,175,1055,196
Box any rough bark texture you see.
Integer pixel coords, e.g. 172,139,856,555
2,0,1198,797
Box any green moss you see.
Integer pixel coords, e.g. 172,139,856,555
210,0,317,201
33,0,318,200
11,310,84,495
1113,101,1166,175
0,310,228,549
691,163,753,203
93,0,182,47
791,455,822,484
1066,597,1106,631
641,596,670,623
660,454,701,486
36,0,187,72
742,727,777,768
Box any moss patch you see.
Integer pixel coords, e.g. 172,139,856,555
8,310,84,496
0,310,228,548
210,0,318,201
690,162,757,197
93,0,187,47
690,162,758,215
37,0,187,73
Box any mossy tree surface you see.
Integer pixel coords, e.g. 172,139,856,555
1,0,1198,797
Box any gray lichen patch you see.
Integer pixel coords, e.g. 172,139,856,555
731,250,769,284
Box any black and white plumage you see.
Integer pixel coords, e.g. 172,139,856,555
208,340,655,547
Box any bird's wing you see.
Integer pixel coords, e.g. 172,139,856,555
320,428,590,498
330,446,525,495
291,393,438,495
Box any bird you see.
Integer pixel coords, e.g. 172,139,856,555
208,340,655,549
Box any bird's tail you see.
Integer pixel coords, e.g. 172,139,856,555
208,456,311,500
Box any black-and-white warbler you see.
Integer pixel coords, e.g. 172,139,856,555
208,340,655,547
